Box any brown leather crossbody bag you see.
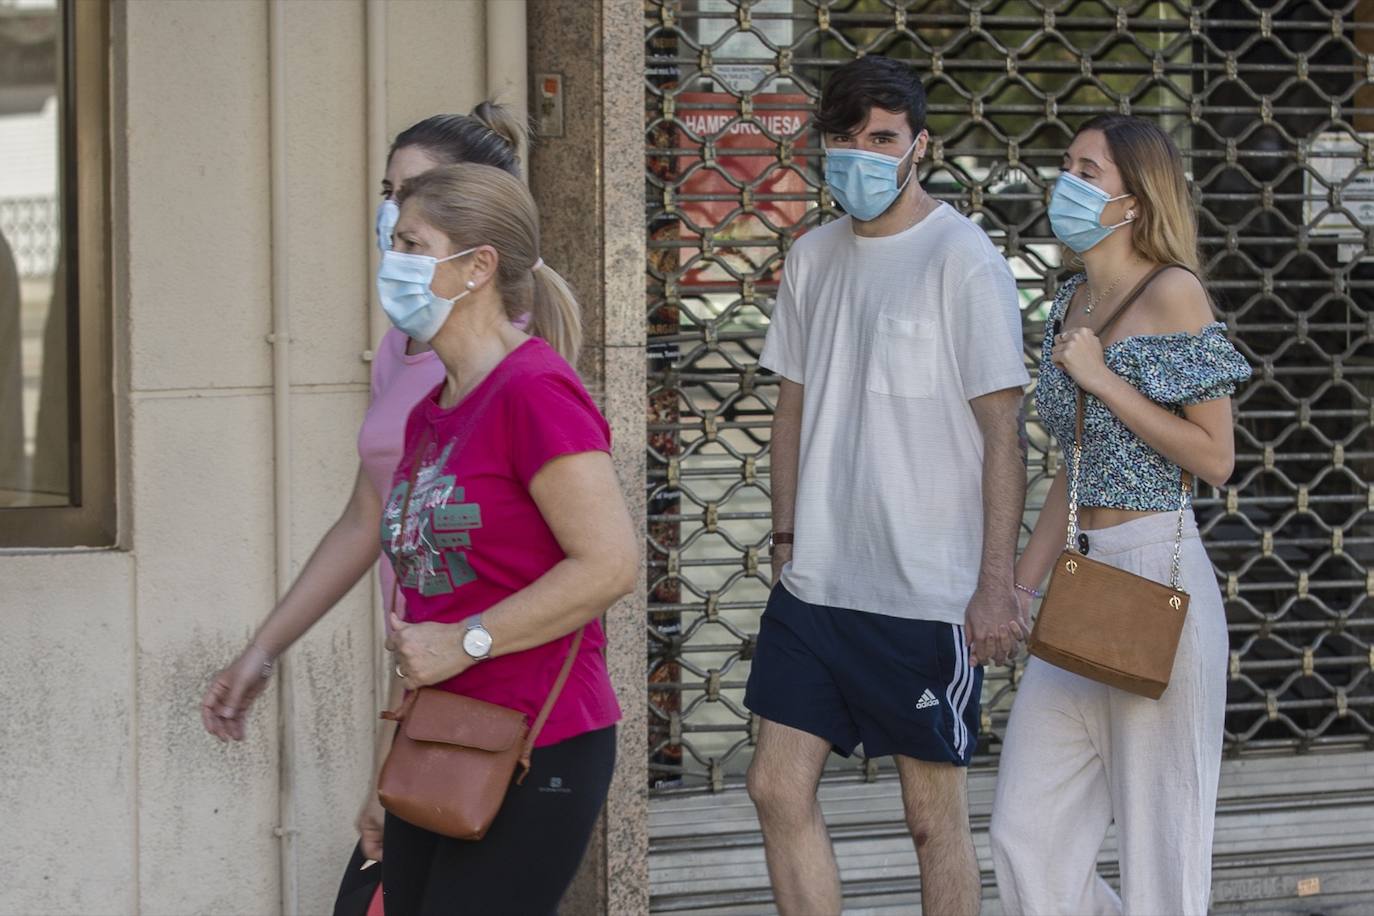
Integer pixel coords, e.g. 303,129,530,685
376,432,583,840
1027,266,1192,700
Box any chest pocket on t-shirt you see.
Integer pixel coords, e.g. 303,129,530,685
866,314,936,398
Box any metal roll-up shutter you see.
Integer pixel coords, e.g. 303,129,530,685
643,1,1374,911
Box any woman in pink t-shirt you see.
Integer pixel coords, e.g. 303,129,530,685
370,163,633,913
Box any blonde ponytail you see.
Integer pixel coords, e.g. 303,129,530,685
527,262,582,365
397,163,583,365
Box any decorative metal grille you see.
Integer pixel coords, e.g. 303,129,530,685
645,0,1374,793
0,195,59,278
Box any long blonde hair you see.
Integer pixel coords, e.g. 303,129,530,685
397,163,582,364
1075,115,1204,278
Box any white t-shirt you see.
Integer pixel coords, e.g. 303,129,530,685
761,204,1029,624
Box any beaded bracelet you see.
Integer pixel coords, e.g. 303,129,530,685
1014,582,1044,599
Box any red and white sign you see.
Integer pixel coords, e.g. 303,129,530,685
672,93,812,289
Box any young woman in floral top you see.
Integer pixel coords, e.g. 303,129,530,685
990,115,1251,915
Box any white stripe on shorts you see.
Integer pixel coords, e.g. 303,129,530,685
946,625,973,758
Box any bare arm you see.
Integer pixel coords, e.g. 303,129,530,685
768,378,803,584
388,450,637,685
965,388,1030,666
252,463,384,655
357,671,406,860
203,462,386,740
1015,467,1070,595
1054,271,1237,488
1082,378,1235,488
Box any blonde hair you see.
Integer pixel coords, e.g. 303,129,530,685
397,163,582,364
1075,115,1204,278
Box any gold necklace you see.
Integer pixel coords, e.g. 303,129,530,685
1083,270,1128,315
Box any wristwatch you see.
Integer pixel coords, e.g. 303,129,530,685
768,531,794,551
461,615,493,661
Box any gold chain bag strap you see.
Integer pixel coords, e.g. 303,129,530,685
1027,266,1192,700
376,430,584,840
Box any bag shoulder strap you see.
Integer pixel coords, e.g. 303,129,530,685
516,627,586,782
1068,265,1196,589
1072,263,1192,446
1096,263,1191,336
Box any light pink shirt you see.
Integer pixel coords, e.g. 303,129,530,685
358,328,446,612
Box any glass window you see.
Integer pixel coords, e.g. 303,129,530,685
0,0,113,546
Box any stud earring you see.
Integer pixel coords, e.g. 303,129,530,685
465,280,476,289
1126,209,1136,220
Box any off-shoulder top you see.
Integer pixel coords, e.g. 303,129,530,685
1035,273,1253,512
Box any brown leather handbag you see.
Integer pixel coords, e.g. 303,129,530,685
1027,266,1192,700
376,431,584,840
376,629,583,840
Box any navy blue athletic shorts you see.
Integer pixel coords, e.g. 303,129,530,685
744,583,982,765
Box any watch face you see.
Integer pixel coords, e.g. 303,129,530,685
464,626,493,659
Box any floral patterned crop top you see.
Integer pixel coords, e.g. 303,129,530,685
1035,273,1253,512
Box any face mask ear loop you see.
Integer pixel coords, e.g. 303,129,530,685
435,246,478,265
1102,192,1135,231
870,132,924,201
431,246,483,301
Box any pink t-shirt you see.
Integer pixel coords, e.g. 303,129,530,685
382,338,622,746
358,329,446,612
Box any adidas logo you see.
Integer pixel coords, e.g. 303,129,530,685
916,689,939,710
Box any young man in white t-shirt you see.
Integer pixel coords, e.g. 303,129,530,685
744,56,1031,914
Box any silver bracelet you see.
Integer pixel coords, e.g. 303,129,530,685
1014,582,1043,599
249,643,276,679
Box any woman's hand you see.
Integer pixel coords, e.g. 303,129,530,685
1015,587,1035,638
357,780,386,861
387,611,472,687
1051,327,1114,395
201,644,274,742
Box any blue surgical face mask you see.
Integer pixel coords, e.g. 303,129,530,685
823,135,920,222
376,247,477,342
1048,171,1134,253
375,198,400,253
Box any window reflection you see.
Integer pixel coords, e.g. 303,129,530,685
0,0,68,508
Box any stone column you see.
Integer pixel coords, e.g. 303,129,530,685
527,1,648,913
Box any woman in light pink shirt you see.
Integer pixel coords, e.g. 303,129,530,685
199,102,528,858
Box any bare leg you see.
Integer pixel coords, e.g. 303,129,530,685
746,718,840,916
895,755,981,915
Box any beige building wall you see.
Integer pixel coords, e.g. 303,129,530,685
0,2,539,914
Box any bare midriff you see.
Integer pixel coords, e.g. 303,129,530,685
1079,505,1164,531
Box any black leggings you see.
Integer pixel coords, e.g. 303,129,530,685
333,726,616,916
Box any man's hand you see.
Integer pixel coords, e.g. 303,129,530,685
769,544,792,586
965,583,1027,667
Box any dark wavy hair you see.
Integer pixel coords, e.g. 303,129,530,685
815,56,927,138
